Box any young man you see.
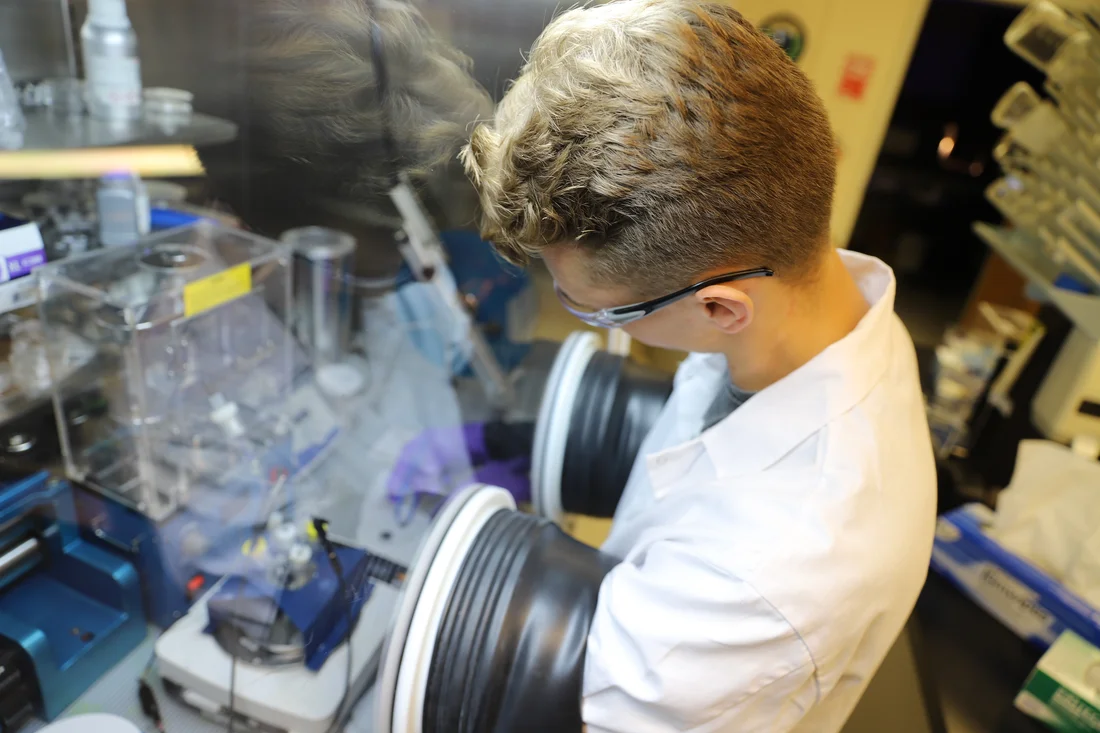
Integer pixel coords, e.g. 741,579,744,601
460,1,937,731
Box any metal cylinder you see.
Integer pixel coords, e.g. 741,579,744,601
282,227,356,365
0,537,40,579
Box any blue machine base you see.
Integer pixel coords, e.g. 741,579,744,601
0,473,147,722
72,413,329,628
75,486,203,628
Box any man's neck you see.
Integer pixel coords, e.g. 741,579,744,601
724,250,869,392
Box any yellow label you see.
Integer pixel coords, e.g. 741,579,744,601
183,263,252,318
241,537,268,558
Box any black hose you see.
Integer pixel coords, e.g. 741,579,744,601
560,352,673,518
423,510,618,733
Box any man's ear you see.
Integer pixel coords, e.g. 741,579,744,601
695,285,754,335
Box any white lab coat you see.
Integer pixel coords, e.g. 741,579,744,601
582,251,937,733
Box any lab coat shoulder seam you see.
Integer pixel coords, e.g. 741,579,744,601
695,557,824,705
811,373,897,470
719,658,818,724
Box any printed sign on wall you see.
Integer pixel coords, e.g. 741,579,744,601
838,54,876,100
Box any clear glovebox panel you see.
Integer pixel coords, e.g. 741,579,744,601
38,221,296,522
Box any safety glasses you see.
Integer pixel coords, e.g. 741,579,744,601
554,267,775,328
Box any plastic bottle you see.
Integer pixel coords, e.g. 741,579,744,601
81,0,142,122
0,48,25,149
97,172,150,247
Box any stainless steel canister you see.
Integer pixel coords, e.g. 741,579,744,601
281,227,356,365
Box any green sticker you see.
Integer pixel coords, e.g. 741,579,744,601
761,14,807,63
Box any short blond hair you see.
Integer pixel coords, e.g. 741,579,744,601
461,0,836,295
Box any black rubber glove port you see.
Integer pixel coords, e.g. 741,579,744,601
561,351,673,517
423,510,618,733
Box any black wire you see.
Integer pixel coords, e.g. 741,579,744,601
225,541,296,733
138,649,166,732
226,654,237,733
138,679,166,732
225,516,278,733
223,542,246,733
217,515,353,733
336,597,353,733
313,518,355,733
225,564,246,733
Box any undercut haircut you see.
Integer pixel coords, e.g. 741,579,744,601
461,0,837,296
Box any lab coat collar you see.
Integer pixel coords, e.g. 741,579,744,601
694,250,898,479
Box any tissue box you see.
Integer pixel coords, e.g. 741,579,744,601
932,504,1100,650
1015,631,1100,732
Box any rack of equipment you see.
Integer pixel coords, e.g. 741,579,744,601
976,0,1100,445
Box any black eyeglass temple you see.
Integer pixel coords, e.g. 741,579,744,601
619,267,775,316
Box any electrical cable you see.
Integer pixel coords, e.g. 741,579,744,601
137,650,166,733
222,546,291,733
312,518,354,733
226,653,237,733
222,480,284,733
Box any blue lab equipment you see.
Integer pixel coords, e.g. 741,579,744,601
0,472,146,725
206,543,382,671
396,231,534,374
149,207,204,231
74,420,333,627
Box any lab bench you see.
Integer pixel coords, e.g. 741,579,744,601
917,572,1048,733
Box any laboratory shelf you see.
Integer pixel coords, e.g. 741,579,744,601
19,109,237,151
973,222,1100,341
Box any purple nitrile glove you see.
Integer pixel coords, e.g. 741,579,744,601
474,456,532,506
461,422,490,466
386,424,490,524
387,424,531,522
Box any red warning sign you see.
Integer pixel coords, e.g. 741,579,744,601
838,54,876,100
